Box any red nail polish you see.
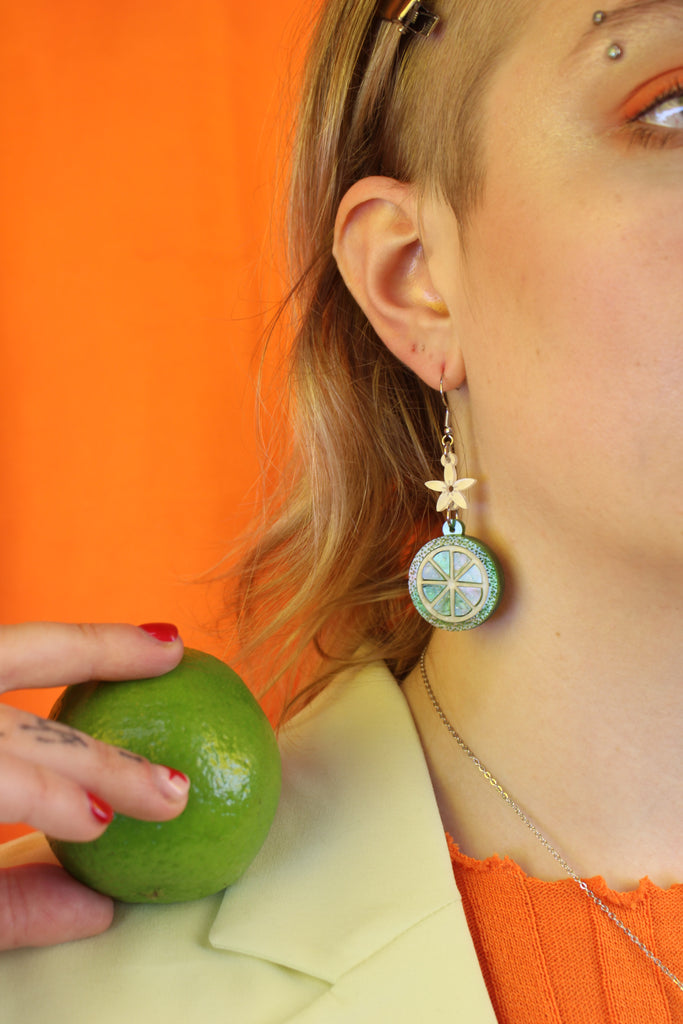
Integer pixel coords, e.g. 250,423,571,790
138,623,179,643
159,766,191,796
87,792,114,825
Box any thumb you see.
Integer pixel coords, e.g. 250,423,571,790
0,864,113,950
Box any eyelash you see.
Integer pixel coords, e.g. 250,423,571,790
626,80,683,150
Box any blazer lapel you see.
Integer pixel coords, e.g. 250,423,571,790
209,661,495,1018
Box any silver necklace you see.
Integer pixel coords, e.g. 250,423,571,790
419,650,683,993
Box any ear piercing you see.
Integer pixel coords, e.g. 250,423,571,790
592,9,606,23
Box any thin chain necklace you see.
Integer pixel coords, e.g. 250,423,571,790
419,649,683,993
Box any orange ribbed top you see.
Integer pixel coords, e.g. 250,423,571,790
447,834,683,1023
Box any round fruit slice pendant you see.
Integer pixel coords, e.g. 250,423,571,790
409,520,503,630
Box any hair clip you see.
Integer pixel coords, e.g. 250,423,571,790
380,0,439,37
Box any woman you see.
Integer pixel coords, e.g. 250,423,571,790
0,0,681,1019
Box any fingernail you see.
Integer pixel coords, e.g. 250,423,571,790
88,792,114,825
155,765,191,799
138,623,179,643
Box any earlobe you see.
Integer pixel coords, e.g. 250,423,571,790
333,177,465,390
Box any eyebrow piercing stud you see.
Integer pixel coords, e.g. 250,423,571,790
591,6,624,60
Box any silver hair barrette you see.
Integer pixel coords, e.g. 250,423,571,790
380,0,439,36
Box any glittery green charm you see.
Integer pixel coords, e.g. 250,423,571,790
409,519,503,631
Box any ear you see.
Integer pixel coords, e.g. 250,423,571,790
332,176,465,391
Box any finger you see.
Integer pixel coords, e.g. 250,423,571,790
0,622,183,695
0,713,190,824
0,749,118,840
0,863,113,950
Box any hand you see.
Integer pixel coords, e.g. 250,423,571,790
0,621,190,950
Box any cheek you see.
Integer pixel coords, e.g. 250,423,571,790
455,193,683,505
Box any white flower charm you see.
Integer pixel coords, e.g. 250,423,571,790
425,451,476,513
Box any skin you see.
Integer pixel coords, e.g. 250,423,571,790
335,0,683,888
0,622,189,948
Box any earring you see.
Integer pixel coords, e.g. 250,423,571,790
408,380,504,630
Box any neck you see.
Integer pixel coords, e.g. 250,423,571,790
402,534,683,890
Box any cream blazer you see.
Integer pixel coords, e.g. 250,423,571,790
0,662,497,1024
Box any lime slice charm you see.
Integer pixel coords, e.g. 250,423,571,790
409,520,503,630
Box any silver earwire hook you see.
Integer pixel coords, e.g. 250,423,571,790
439,376,453,450
440,380,450,436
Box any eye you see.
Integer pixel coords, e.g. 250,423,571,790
637,85,683,130
622,69,683,130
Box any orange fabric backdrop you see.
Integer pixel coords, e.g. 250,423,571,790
0,0,305,842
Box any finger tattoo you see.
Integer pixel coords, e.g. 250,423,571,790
19,716,88,747
117,748,144,763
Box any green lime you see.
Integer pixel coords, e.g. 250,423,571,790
47,649,281,904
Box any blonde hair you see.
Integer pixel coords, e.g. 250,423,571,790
234,0,527,719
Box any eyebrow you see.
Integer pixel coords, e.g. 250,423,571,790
570,0,683,56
